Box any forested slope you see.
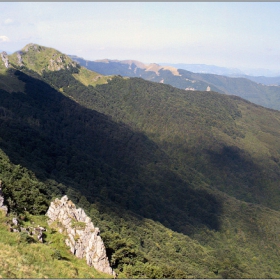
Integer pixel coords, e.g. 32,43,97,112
1,44,280,278
70,55,280,111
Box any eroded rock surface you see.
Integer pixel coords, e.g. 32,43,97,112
9,218,46,242
48,54,78,71
46,195,115,276
17,52,23,66
1,52,9,68
0,180,8,215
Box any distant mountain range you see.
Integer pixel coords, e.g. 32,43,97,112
69,55,280,111
160,63,245,76
158,63,280,86
160,63,280,78
2,44,280,278
69,55,280,84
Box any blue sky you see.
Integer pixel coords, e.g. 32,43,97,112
1,2,280,71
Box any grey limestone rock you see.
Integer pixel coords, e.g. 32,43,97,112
0,181,8,215
17,52,23,66
1,52,9,68
46,195,115,276
12,217,18,226
31,226,46,242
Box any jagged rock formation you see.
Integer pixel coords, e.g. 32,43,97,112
0,180,8,215
17,51,23,66
1,51,9,68
46,196,115,276
48,53,77,71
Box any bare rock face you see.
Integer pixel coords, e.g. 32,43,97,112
1,52,9,68
17,52,23,66
48,54,78,71
0,180,8,215
46,196,115,276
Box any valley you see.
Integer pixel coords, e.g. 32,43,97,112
1,44,280,278
69,55,280,111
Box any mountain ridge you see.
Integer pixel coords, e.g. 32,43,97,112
1,43,280,278
69,55,280,111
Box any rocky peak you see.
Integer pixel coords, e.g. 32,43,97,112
46,196,115,277
19,43,80,73
1,51,9,68
22,43,44,52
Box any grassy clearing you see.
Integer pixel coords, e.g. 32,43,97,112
72,66,110,87
0,211,112,278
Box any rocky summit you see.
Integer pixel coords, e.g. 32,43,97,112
46,196,115,277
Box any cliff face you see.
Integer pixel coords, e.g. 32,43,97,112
0,180,8,215
1,52,9,68
46,196,115,276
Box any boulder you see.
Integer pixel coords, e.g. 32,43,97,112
46,196,115,277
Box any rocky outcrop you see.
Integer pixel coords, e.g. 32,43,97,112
17,52,23,66
0,180,8,215
1,52,9,68
46,196,115,276
8,217,46,242
0,180,45,241
23,43,41,52
48,54,78,71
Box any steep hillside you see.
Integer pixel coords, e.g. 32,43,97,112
1,44,280,278
0,209,112,278
68,55,220,92
47,73,280,211
7,44,110,87
186,70,280,110
237,74,280,86
70,55,280,111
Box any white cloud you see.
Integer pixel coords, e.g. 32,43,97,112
2,18,20,27
0,36,10,42
3,18,14,25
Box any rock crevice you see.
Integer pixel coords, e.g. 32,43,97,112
46,195,115,276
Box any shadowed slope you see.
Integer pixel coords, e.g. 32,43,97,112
0,69,222,234
2,45,280,277
54,74,280,211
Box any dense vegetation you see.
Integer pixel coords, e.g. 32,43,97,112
69,56,221,93
1,44,280,277
71,55,280,111
41,70,280,212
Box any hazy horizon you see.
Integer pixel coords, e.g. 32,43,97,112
1,2,280,73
